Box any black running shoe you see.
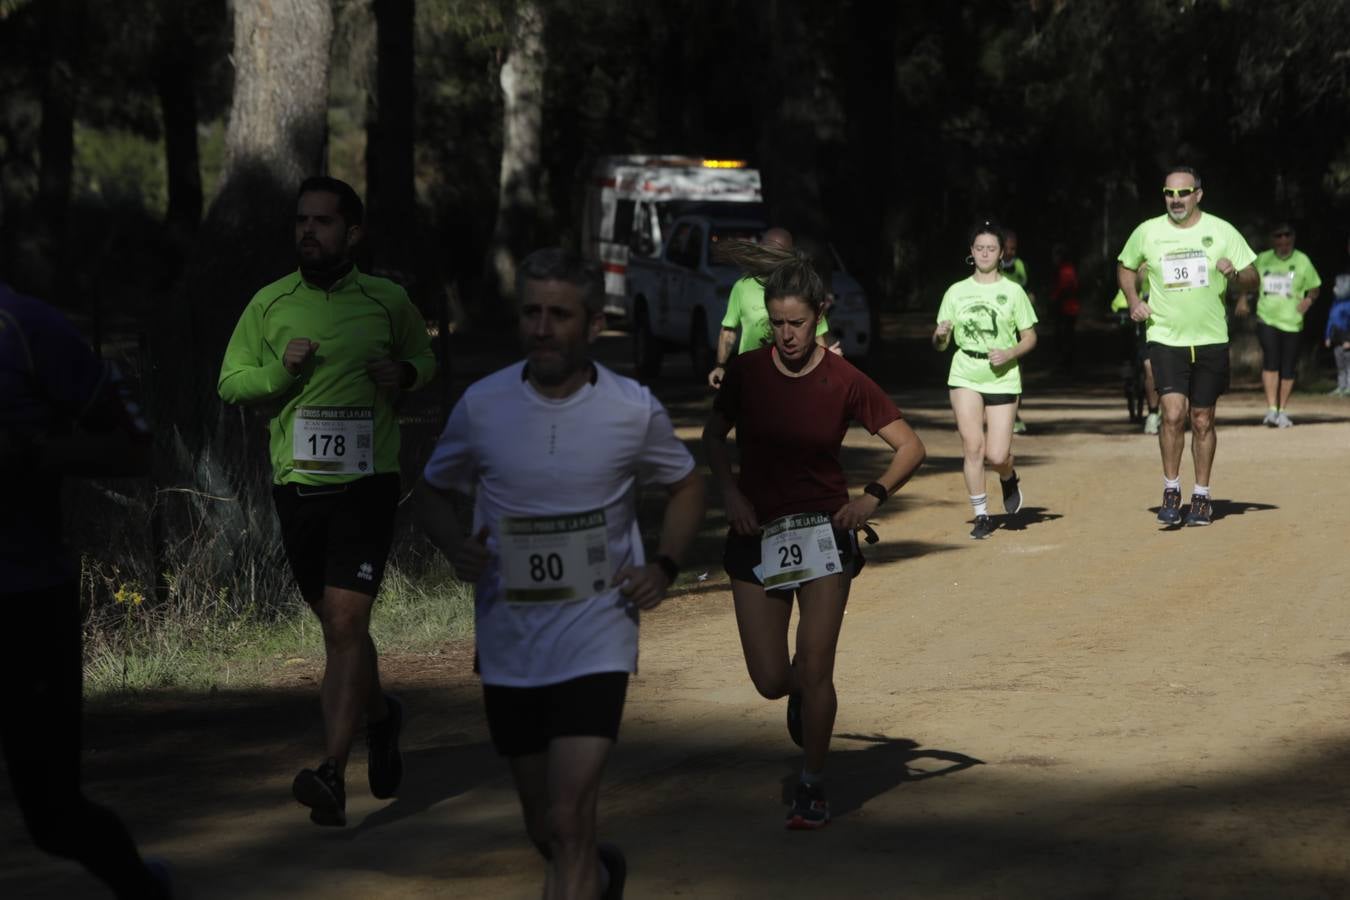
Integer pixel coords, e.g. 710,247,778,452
293,758,346,827
1184,494,1212,526
1000,472,1023,514
367,694,404,799
598,843,627,900
970,515,994,540
1156,487,1183,525
785,781,830,830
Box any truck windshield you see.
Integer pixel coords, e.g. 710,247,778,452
708,226,765,264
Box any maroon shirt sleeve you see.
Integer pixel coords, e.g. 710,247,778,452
845,363,902,434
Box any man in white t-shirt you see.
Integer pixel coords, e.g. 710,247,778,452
416,248,704,899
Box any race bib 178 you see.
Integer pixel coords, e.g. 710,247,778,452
292,406,374,474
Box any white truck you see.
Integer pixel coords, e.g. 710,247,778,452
582,155,763,319
626,213,874,380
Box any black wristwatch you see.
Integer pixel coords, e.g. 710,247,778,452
654,554,680,585
863,482,888,506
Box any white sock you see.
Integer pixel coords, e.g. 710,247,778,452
1163,477,1181,492
970,493,988,517
1193,484,1210,497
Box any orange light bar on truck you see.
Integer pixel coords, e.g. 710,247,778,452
701,159,747,168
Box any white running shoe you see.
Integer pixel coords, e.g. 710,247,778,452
1143,411,1160,434
1262,409,1278,427
1276,411,1293,428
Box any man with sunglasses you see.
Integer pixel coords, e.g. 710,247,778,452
1249,223,1321,427
1117,166,1257,526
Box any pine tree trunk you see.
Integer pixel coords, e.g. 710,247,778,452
366,0,416,277
155,0,203,236
154,0,333,437
36,0,83,298
485,0,545,309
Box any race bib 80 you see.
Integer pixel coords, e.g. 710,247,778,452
499,509,610,604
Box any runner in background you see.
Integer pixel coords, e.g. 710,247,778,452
934,221,1038,540
1112,264,1160,433
416,248,704,898
704,240,925,829
1000,230,1031,434
1117,165,1257,527
1246,223,1321,427
1326,235,1350,397
1049,243,1080,373
708,227,838,389
1,284,172,899
218,176,436,826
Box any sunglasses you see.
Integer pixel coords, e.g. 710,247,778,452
1162,187,1198,198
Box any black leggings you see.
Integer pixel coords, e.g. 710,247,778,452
1257,321,1300,380
1,584,166,900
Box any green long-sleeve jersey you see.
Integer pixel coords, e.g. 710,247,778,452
218,267,437,485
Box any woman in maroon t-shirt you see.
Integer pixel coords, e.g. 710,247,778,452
703,242,926,830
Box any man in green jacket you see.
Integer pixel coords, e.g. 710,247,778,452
219,177,436,827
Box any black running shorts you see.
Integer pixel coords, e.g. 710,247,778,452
1256,321,1300,380
722,526,864,588
482,671,629,757
1147,342,1230,407
272,473,400,605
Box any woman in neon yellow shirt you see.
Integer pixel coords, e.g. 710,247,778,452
933,222,1038,539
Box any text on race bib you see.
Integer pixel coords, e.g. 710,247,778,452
292,406,374,474
499,509,609,604
1161,249,1210,291
757,512,843,592
1262,273,1295,298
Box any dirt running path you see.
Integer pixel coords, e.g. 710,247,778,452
4,386,1350,899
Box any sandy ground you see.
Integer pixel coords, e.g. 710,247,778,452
4,363,1350,898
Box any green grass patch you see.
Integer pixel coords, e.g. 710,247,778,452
83,559,474,696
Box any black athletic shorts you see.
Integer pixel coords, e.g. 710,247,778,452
1147,342,1230,407
272,473,400,604
722,526,864,588
482,671,630,757
1256,321,1300,379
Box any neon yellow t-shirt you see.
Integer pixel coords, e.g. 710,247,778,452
1110,280,1149,312
937,276,1038,393
1001,257,1028,288
218,267,437,485
1254,248,1321,333
1117,212,1256,347
721,276,829,354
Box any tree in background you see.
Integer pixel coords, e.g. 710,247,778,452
484,0,544,308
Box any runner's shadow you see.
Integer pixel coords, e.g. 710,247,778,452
993,506,1061,533
1210,499,1277,521
349,742,498,836
1146,498,1278,529
779,734,983,819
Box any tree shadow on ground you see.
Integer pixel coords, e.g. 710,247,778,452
778,734,984,818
